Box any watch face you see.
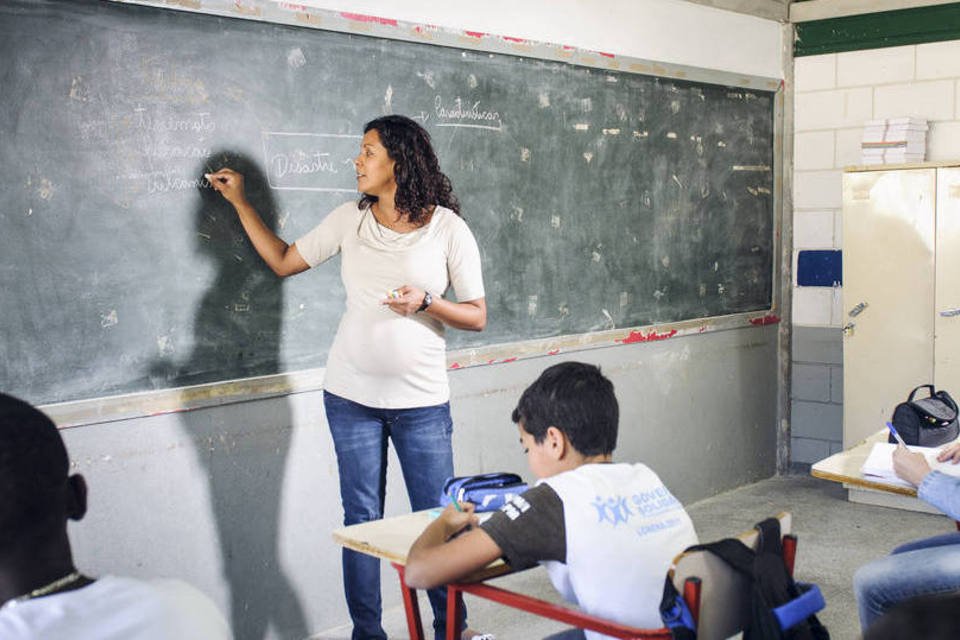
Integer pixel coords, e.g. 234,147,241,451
419,292,432,311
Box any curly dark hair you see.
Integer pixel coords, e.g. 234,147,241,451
358,115,461,224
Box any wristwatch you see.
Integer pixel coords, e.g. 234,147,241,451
417,291,433,313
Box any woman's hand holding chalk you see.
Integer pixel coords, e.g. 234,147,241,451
205,168,248,207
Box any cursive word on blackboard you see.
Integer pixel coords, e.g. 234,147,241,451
434,96,502,131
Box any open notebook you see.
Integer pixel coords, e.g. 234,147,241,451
861,442,960,488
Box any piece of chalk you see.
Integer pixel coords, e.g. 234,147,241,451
388,289,401,299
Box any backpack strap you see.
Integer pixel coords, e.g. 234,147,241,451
659,576,697,639
754,517,783,557
688,538,756,576
772,583,826,632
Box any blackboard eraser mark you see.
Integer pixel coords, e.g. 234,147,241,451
232,1,262,18
749,314,780,326
100,310,118,328
732,165,771,172
618,329,678,344
287,47,307,69
68,76,88,102
294,12,322,27
340,12,398,27
666,132,678,139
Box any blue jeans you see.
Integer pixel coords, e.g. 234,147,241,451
854,533,960,631
324,391,466,640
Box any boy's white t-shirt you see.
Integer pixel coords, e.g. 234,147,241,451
296,202,484,408
481,463,698,639
0,575,231,639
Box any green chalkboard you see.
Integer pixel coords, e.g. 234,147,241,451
0,0,775,405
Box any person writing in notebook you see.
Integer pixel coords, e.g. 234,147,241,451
853,440,960,632
206,114,486,640
405,362,698,640
0,392,230,639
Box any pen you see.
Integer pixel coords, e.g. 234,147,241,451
449,491,463,512
886,421,907,447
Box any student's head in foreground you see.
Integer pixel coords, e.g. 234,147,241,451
511,361,618,478
864,593,960,640
0,392,85,559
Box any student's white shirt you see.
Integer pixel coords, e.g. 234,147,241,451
540,464,698,638
0,575,231,639
484,463,698,640
296,202,484,408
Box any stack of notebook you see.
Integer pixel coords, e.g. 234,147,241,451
861,117,927,165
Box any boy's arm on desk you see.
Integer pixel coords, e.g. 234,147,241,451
405,506,504,590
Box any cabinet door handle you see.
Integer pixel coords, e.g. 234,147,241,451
941,308,960,318
849,302,868,317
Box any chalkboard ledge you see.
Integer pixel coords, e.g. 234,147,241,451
43,310,779,428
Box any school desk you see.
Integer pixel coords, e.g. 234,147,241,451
331,510,512,640
811,429,946,516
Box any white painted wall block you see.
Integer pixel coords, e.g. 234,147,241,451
795,130,836,170
794,210,836,249
917,40,960,80
795,54,837,92
835,127,864,168
836,45,916,88
927,121,960,161
794,170,843,209
793,287,834,326
873,80,955,121
794,88,873,131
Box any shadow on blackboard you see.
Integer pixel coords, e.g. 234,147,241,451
151,151,308,639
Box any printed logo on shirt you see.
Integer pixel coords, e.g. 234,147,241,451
499,494,531,520
591,485,683,527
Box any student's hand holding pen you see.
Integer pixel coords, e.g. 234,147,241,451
893,446,933,487
438,501,478,541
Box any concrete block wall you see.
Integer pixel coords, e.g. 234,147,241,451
791,39,960,462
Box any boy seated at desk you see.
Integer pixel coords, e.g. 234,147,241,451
405,361,699,638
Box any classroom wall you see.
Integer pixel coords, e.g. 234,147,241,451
791,39,960,462
55,1,786,638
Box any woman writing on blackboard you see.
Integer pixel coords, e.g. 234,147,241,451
206,115,487,640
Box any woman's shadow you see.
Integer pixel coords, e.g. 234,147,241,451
153,151,309,639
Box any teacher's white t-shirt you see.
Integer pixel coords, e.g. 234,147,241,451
296,202,484,408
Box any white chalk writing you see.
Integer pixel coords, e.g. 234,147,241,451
271,152,338,179
434,96,502,131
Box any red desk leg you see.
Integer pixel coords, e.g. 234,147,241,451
392,563,425,640
446,585,466,640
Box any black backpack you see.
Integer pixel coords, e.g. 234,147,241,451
661,518,829,640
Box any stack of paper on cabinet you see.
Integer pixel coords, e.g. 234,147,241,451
861,442,960,487
861,117,927,165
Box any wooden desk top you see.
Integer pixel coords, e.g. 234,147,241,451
810,430,918,497
331,510,510,582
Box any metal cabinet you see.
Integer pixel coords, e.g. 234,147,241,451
842,165,960,448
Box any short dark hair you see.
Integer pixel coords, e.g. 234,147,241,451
0,393,69,551
358,114,460,224
511,362,618,456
